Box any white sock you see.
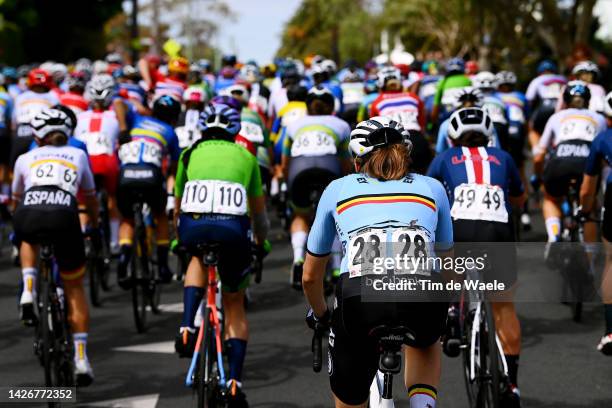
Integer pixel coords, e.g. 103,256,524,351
291,231,308,263
73,332,88,362
409,385,437,408
110,218,120,247
270,177,279,196
545,217,561,242
22,267,37,294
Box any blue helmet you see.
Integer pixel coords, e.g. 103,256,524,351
537,60,557,74
445,57,465,74
198,103,242,137
2,66,17,80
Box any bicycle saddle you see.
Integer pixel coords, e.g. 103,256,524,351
369,325,416,374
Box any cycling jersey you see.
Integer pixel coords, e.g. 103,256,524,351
12,91,60,137
267,87,288,120
118,82,147,105
247,82,270,123
356,92,378,123
59,92,88,115
175,109,201,150
271,101,308,164
435,119,500,154
240,108,271,169
555,83,607,113
154,77,187,101
482,94,508,125
427,146,523,223
74,110,120,157
119,114,180,168
585,129,612,184
497,91,529,126
340,82,365,107
283,115,351,159
307,172,453,276
369,91,425,131
432,74,471,114
28,136,88,155
0,91,13,129
214,76,236,94
525,74,566,106
536,108,607,153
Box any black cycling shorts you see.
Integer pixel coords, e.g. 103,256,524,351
453,219,517,287
603,186,612,242
542,157,587,198
0,128,11,165
10,136,33,170
13,186,85,274
328,274,448,405
117,164,166,218
530,103,556,135
287,155,341,211
506,124,526,166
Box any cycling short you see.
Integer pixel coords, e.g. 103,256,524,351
13,186,85,277
328,274,448,405
10,136,33,170
530,102,556,135
116,164,166,218
453,219,517,287
178,213,252,292
90,154,120,194
542,157,586,198
603,186,612,242
288,155,341,211
0,128,11,165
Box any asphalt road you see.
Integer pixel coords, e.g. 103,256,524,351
0,210,611,408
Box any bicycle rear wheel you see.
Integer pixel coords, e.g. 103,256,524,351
478,302,500,408
99,191,112,291
39,276,55,388
196,307,218,408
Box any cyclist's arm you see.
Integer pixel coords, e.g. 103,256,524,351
10,156,25,209
80,157,99,228
247,160,268,244
581,138,603,213
112,98,130,132
507,153,526,207
533,117,554,174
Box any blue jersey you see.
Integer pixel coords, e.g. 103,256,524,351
322,80,344,113
307,173,453,276
118,83,147,105
435,119,500,154
496,91,528,126
585,129,612,184
120,114,180,167
0,91,13,129
427,146,523,217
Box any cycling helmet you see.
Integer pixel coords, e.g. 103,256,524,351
240,64,260,82
168,57,189,75
571,60,600,77
456,87,484,106
66,72,87,91
321,59,337,75
495,70,517,86
27,68,53,89
465,60,479,75
106,52,123,65
306,85,335,107
93,60,109,75
376,66,402,89
2,67,17,80
210,94,243,111
537,60,557,74
281,67,300,84
311,55,325,67
87,74,115,106
310,63,327,77
220,83,250,102
445,57,465,74
75,58,93,74
52,104,78,132
448,108,493,140
197,59,212,71
472,71,497,91
287,85,308,102
349,116,411,158
198,103,241,137
222,55,237,67
183,87,206,104
421,60,439,75
152,94,182,124
604,91,612,118
30,108,72,140
563,80,591,106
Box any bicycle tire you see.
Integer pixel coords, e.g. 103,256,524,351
462,308,478,407
40,274,54,388
479,301,500,408
196,307,218,408
149,279,162,315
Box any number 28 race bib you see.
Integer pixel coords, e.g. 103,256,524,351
450,183,508,223
181,180,247,216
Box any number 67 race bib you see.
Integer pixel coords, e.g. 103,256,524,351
450,183,508,223
181,180,247,216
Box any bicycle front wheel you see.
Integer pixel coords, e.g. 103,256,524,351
39,276,55,388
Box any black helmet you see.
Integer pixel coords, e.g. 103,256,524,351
306,85,334,107
563,80,591,107
152,95,181,124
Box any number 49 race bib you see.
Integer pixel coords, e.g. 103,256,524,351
450,183,508,223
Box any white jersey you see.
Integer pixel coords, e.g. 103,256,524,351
12,145,95,199
74,109,120,156
537,108,607,153
525,74,567,103
175,109,201,149
267,87,288,119
12,91,60,137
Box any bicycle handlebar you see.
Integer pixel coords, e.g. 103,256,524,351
312,329,323,373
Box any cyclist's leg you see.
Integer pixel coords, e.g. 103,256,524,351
18,241,38,324
175,255,206,357
542,190,563,243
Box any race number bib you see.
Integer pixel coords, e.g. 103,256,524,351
483,102,507,124
30,160,79,196
559,119,597,142
81,132,114,155
241,121,265,143
347,226,433,278
181,180,247,216
540,83,562,100
341,83,365,105
387,110,420,131
16,124,33,138
508,105,525,123
281,109,305,127
176,126,199,149
118,140,163,167
290,130,337,157
451,183,508,223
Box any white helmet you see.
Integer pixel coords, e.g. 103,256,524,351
448,107,494,140
93,60,109,75
604,91,612,118
310,63,326,76
572,60,600,77
321,59,337,75
239,64,260,82
472,71,497,91
455,87,484,107
376,66,402,89
30,108,72,140
220,83,250,102
495,71,517,86
87,74,115,106
349,116,411,158
183,86,206,104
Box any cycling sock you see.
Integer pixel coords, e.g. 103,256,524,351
21,267,37,294
110,219,120,246
73,332,88,361
605,304,612,335
291,231,307,263
545,217,561,242
408,384,437,407
181,286,204,328
225,338,247,382
505,354,519,386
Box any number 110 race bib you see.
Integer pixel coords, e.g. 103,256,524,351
181,180,247,216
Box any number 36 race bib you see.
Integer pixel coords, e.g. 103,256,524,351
181,180,247,216
451,183,508,223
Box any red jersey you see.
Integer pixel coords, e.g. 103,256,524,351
369,91,425,131
60,92,89,115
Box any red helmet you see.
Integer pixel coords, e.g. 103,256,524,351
465,60,479,75
28,69,53,89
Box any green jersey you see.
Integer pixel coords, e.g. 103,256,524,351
433,74,472,107
240,108,271,169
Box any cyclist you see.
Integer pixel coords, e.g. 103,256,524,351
473,71,510,150
310,62,344,113
11,69,60,169
0,79,13,196
431,57,472,126
304,116,453,408
176,86,207,150
59,72,88,115
557,61,606,113
13,108,99,385
115,65,148,109
533,81,606,247
173,103,269,406
239,63,271,123
282,86,351,289
267,65,301,128
115,95,181,288
428,107,526,406
579,90,612,355
154,57,189,101
369,66,425,131
74,74,123,253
